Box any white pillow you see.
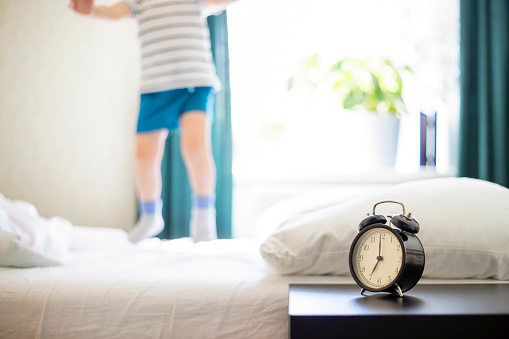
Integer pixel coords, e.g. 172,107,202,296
0,193,72,267
260,177,509,280
0,231,62,267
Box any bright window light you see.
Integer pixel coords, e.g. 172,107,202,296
227,0,460,182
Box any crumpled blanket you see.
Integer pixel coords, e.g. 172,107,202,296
0,193,73,267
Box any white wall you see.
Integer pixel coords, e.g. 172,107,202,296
0,0,140,229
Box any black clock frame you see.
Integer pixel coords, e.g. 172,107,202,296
349,223,425,295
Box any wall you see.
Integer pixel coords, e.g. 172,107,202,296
0,0,140,229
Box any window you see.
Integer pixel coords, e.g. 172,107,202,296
227,0,460,237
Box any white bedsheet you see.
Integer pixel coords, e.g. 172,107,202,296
0,226,504,339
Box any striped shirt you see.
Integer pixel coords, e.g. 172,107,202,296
122,0,221,94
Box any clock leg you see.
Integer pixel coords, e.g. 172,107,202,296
360,288,366,295
395,284,403,297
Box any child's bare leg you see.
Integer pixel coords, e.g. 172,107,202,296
128,129,168,243
180,112,216,196
180,111,217,242
135,130,169,201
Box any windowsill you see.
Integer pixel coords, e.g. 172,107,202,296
233,166,458,185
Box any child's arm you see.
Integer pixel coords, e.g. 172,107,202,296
69,0,131,20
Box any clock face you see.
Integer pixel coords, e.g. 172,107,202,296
351,226,404,291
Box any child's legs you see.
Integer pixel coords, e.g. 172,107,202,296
135,129,169,202
179,111,216,196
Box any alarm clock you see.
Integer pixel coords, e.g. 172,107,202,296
348,200,425,297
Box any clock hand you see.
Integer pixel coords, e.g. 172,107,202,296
370,259,380,277
370,234,383,279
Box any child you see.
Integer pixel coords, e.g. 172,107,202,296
69,0,237,242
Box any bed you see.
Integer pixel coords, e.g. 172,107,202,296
0,229,334,339
1,177,509,338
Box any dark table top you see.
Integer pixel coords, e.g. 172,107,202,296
289,283,509,316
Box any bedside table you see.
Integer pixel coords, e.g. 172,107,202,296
288,283,509,339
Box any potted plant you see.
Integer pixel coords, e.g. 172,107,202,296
303,55,413,166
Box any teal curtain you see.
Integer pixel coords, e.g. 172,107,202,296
161,11,232,239
459,0,509,188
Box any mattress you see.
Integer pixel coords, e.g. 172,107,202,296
0,226,504,339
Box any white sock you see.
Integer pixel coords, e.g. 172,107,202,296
190,207,217,243
128,213,164,243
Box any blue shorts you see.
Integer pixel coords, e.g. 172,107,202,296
136,86,214,134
